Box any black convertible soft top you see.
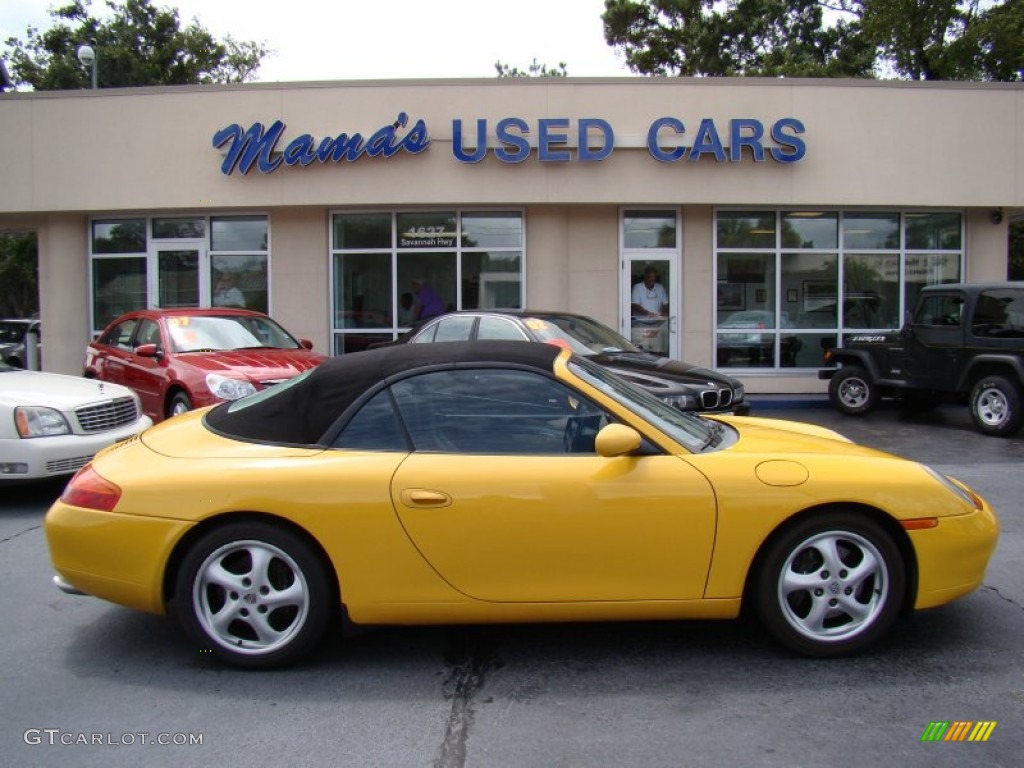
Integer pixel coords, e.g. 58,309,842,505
204,340,562,445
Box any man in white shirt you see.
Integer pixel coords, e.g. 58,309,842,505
631,267,668,318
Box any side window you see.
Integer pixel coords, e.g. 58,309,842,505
100,319,138,349
915,295,963,327
972,289,1024,338
390,368,610,454
136,319,161,348
433,316,475,342
410,322,438,344
332,389,408,451
477,316,529,341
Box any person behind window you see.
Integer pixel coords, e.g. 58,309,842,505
412,279,445,320
213,272,246,308
631,266,668,319
398,292,416,325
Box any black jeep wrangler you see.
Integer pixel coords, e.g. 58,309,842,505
819,282,1024,436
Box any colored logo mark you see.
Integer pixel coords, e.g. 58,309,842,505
921,721,997,742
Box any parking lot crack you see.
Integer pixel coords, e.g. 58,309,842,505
435,631,501,768
0,525,40,545
982,584,1024,612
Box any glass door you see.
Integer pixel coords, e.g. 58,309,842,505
622,253,679,358
151,242,206,308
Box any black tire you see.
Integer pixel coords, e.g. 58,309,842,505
167,391,193,419
969,375,1023,437
753,512,906,657
173,521,334,669
828,365,879,415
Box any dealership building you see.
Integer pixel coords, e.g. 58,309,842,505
1,77,1021,392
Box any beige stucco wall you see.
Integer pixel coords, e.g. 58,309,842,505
2,78,1021,386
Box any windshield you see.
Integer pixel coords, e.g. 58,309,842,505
0,321,29,344
527,315,642,356
166,315,301,353
568,356,717,452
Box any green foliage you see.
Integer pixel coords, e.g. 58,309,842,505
602,0,1022,80
0,234,39,318
495,59,569,77
2,0,270,91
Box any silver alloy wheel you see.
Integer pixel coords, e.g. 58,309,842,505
776,530,889,643
837,376,870,410
973,385,1009,427
192,539,311,656
171,401,189,416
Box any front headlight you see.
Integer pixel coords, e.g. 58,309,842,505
662,394,699,409
206,373,258,401
15,406,71,437
733,384,745,401
921,464,983,511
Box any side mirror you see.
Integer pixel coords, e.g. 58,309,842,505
135,343,161,358
299,339,314,350
595,423,642,457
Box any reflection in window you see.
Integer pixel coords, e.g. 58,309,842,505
905,212,961,250
461,212,522,248
334,253,393,328
624,210,676,248
158,250,199,308
334,213,391,249
717,211,775,248
842,213,899,249
462,252,522,309
212,254,268,313
153,218,206,239
92,219,146,254
391,369,608,454
715,209,962,370
477,316,528,341
211,216,268,251
92,257,147,330
333,389,407,451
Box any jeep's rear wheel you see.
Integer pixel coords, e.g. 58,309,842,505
969,376,1023,436
829,366,879,415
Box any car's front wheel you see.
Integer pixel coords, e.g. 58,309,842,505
969,375,1023,437
173,521,334,669
167,391,192,418
828,365,879,415
754,513,906,657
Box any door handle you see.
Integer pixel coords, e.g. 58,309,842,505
400,489,452,508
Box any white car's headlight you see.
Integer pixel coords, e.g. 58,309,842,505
206,373,258,401
15,406,71,437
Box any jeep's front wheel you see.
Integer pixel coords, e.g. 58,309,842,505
829,366,879,415
969,376,1023,436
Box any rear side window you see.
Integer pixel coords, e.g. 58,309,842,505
972,289,1024,338
332,389,408,451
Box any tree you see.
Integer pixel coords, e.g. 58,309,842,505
2,0,270,91
495,59,569,77
602,0,1023,80
0,234,39,318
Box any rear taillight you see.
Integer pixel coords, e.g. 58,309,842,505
60,465,122,512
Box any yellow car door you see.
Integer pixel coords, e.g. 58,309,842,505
392,452,715,602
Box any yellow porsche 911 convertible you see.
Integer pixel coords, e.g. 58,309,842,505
45,341,998,668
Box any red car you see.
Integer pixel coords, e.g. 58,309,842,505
86,309,326,422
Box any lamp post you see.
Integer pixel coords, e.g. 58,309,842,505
76,42,97,89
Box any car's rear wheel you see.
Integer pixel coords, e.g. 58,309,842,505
969,376,1023,436
168,391,192,418
828,365,879,415
174,521,333,669
754,513,905,657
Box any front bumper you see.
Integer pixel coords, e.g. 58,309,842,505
911,502,999,610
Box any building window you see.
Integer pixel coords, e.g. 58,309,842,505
89,215,269,332
715,209,963,370
331,210,524,354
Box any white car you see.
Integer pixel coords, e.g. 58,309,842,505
0,360,152,482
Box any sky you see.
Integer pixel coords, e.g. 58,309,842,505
1,0,634,82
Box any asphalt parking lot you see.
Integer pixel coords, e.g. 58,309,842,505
1,401,1022,767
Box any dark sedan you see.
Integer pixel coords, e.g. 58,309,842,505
385,311,748,414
